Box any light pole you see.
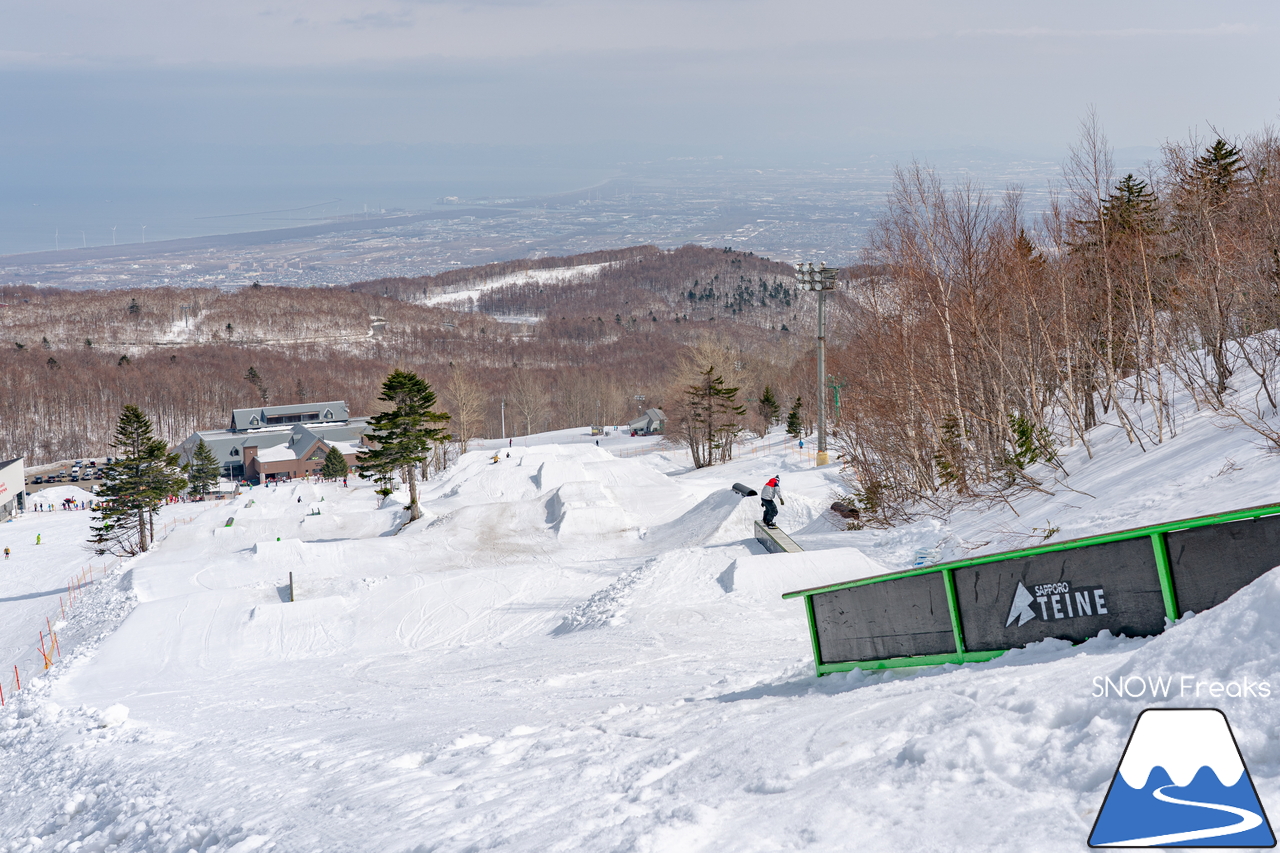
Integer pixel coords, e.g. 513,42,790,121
796,262,839,465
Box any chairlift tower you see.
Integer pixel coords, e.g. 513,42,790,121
795,262,839,466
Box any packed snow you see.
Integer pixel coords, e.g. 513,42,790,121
4,385,1280,851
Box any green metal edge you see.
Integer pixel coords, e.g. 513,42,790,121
781,501,1280,600
942,568,965,654
1150,531,1179,622
816,649,1006,674
803,594,825,678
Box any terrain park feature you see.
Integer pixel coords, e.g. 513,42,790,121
782,502,1280,675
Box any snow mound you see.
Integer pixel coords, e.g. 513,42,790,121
30,485,96,503
546,481,635,539
723,546,891,599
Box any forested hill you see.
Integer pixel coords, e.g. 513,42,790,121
350,244,808,332
0,245,842,466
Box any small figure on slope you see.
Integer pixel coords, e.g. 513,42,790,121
760,475,784,529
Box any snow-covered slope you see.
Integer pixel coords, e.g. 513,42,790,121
4,391,1280,851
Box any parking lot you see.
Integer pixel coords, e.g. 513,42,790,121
25,458,107,494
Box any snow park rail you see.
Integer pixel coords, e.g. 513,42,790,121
782,502,1280,676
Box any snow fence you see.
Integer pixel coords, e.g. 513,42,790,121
783,502,1280,676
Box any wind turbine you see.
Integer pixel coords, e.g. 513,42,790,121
142,225,147,243
55,227,59,251
111,225,117,246
80,231,86,248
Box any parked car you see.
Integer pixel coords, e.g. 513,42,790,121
32,476,43,484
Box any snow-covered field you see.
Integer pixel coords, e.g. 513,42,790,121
417,263,613,309
3,394,1280,851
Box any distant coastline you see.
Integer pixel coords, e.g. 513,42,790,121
0,208,514,267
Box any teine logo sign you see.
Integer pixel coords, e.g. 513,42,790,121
1089,708,1275,848
1004,580,1108,628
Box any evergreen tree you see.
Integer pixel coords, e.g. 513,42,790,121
321,446,349,480
1101,174,1159,235
244,366,269,403
680,366,746,468
786,396,804,438
90,405,187,555
1189,138,1245,209
185,439,221,497
758,385,780,426
356,370,451,521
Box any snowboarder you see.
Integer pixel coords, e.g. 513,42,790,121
35,534,41,545
760,475,784,528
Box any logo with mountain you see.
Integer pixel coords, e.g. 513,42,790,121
1004,580,1109,628
1089,708,1275,847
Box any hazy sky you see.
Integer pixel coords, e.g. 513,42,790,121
3,0,1279,185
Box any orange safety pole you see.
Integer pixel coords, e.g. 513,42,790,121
60,596,65,618
13,665,20,691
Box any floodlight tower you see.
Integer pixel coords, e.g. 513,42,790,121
795,261,840,466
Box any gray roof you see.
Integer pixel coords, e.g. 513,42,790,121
628,408,667,430
180,419,369,467
230,401,349,432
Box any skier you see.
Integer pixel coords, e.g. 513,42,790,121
36,534,41,545
760,475,784,528
3,546,9,560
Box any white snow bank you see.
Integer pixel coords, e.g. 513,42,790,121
724,546,891,599
30,485,97,503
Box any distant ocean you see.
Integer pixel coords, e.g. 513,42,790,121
0,176,606,259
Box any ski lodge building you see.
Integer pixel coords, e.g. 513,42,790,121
628,408,667,436
176,402,369,483
0,456,24,520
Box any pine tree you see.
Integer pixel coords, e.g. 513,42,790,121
244,366,269,403
1190,138,1245,209
786,396,803,438
356,370,451,521
1101,174,1159,235
90,405,187,555
321,446,349,480
758,385,780,426
681,366,746,468
185,439,221,497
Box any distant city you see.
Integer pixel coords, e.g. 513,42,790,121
0,156,1066,290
